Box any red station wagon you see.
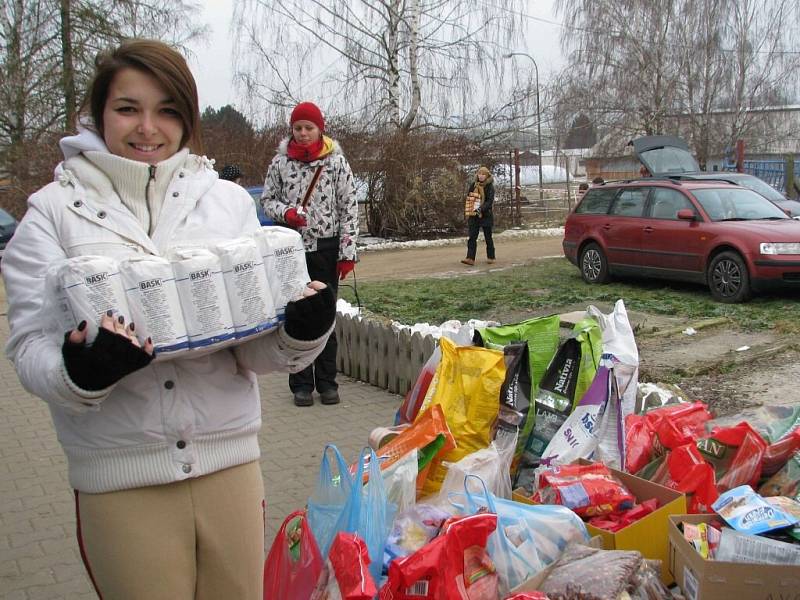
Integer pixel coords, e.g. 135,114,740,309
563,179,800,302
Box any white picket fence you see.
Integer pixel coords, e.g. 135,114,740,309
335,313,437,396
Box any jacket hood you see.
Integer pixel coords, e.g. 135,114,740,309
276,136,342,157
59,126,109,161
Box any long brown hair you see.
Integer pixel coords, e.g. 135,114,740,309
85,39,203,154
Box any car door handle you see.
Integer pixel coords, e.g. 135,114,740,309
644,226,655,233
602,224,611,230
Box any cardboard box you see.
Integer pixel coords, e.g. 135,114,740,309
513,462,687,584
668,514,800,600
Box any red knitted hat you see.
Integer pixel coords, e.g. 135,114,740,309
290,102,325,131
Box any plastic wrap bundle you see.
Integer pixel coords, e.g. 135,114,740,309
213,237,276,337
119,255,189,356
43,263,79,337
252,226,310,319
169,247,235,349
55,255,131,342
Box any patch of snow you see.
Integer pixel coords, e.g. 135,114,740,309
358,227,563,252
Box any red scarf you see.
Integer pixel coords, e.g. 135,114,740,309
287,137,325,162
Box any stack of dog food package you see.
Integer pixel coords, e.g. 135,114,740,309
264,299,800,599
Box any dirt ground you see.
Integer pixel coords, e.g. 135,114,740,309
356,234,799,418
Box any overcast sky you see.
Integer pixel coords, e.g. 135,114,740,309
186,0,566,113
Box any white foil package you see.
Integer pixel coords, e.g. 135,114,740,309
170,247,235,349
119,255,190,355
56,256,131,342
252,226,310,319
213,237,276,337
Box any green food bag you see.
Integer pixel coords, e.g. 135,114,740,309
571,316,602,409
475,315,561,473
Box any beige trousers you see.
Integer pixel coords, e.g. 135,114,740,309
75,461,265,600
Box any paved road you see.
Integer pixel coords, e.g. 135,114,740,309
0,312,401,599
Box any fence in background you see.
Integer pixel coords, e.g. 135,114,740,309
335,313,437,397
742,160,800,193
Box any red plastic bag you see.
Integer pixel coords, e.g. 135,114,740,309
311,532,378,600
700,422,768,491
396,349,440,425
625,402,712,475
533,463,635,517
763,429,800,477
646,444,719,513
379,513,499,600
264,510,323,600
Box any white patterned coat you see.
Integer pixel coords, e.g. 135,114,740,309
261,138,358,261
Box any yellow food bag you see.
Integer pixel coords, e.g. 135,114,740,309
416,337,505,497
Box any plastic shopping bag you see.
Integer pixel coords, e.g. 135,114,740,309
434,431,517,505
264,510,323,600
588,300,639,471
310,532,378,600
417,337,505,497
456,475,589,596
337,447,396,583
625,402,712,475
308,444,354,557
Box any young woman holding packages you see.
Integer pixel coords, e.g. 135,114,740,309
2,40,335,599
261,101,358,407
461,165,496,266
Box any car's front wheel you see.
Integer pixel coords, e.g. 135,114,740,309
708,251,751,303
580,242,609,284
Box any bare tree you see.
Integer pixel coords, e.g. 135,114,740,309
232,0,530,134
554,0,800,162
1,0,207,215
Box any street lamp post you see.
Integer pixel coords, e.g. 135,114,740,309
504,52,544,202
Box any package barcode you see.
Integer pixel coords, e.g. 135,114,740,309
406,580,429,596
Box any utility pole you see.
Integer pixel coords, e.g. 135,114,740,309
505,52,544,202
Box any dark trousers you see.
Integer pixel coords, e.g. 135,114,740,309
289,239,339,394
466,217,495,260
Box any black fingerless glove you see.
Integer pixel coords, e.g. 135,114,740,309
62,328,154,391
284,285,336,341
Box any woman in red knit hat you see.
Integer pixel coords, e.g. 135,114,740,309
261,101,358,406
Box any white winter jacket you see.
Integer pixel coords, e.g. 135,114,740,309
262,138,358,261
3,134,330,493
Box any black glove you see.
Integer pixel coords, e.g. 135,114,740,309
62,328,154,391
284,285,336,341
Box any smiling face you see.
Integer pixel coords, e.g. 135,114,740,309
291,120,321,145
102,67,184,164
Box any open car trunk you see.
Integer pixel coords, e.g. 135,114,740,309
629,135,701,176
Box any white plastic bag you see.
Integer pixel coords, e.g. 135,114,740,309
433,430,517,504
381,448,418,514
587,299,639,470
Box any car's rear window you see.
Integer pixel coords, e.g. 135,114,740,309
692,188,789,221
575,189,616,214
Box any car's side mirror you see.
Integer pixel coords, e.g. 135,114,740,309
677,209,696,221
785,209,793,217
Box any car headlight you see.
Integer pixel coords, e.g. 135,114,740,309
760,242,800,255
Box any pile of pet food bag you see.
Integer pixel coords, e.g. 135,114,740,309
264,300,800,600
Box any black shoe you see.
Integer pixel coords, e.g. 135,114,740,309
319,389,340,405
293,390,313,407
